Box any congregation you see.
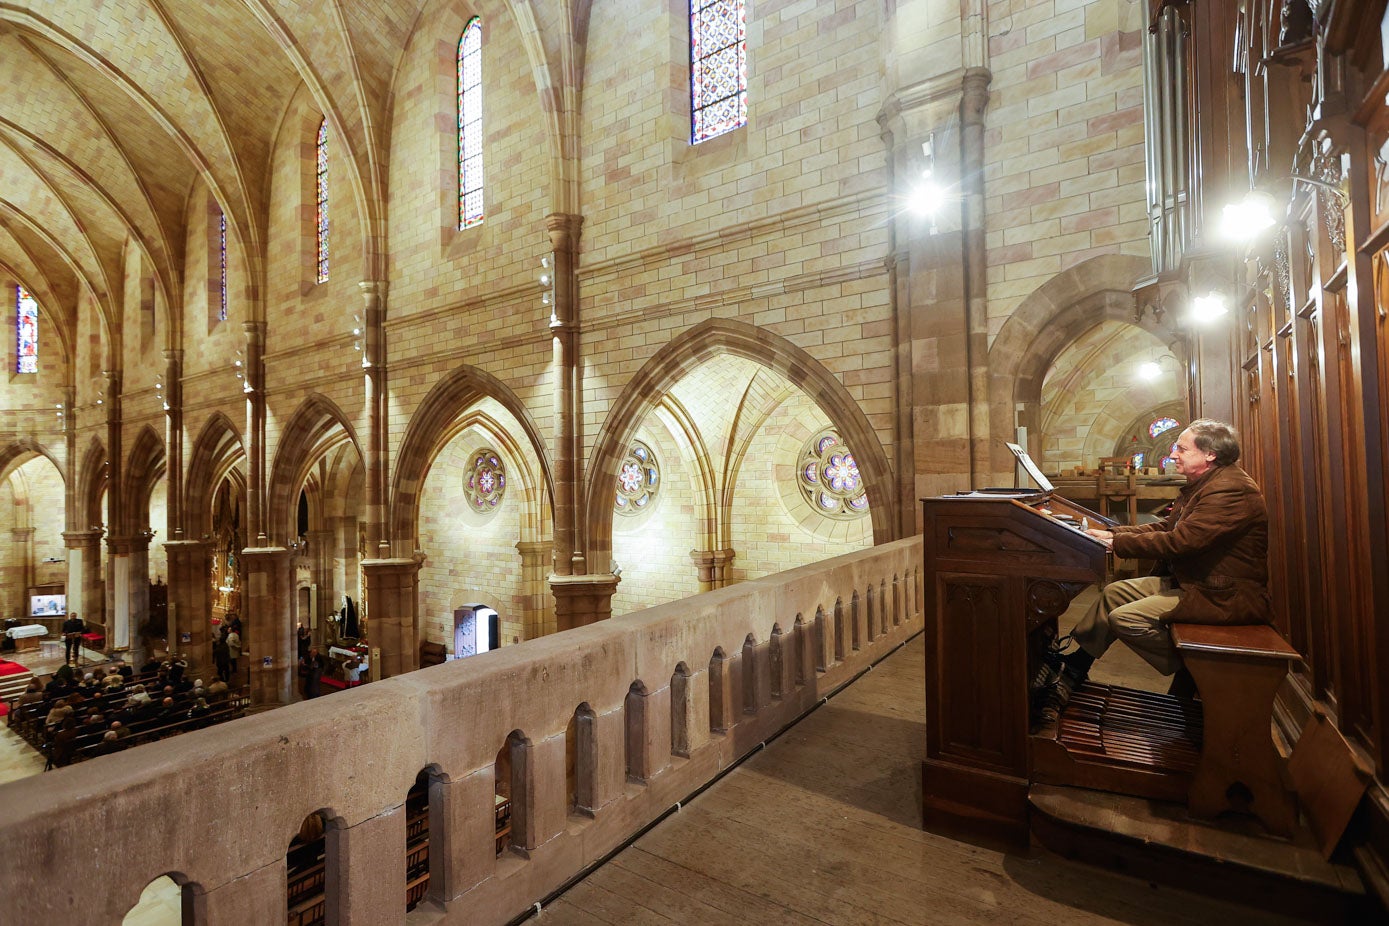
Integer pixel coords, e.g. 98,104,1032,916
7,649,248,770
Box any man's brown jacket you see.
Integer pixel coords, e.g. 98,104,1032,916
1111,463,1272,625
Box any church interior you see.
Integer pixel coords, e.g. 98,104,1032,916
1,0,1388,923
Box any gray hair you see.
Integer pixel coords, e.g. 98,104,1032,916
1185,418,1241,466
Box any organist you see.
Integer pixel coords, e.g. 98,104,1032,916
1040,419,1273,717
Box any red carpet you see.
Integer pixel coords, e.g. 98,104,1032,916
0,660,28,678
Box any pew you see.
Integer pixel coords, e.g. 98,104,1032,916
1171,622,1301,836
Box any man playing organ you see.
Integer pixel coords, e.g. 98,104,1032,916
1041,419,1273,716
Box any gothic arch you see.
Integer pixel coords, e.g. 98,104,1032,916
267,395,361,546
986,255,1176,476
121,425,166,536
585,318,898,575
389,364,554,552
0,438,63,488
185,412,246,539
77,438,107,531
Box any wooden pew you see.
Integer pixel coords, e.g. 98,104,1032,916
1171,622,1301,836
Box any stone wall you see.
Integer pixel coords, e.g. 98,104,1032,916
0,536,923,926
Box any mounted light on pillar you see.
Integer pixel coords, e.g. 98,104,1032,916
1187,292,1229,326
539,256,556,323
907,134,945,226
351,314,362,354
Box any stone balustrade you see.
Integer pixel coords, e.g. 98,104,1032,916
0,536,923,925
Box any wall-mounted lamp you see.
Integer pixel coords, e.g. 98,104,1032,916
1187,292,1229,326
907,134,945,222
1136,353,1182,382
1221,173,1349,244
154,375,169,412
351,314,362,353
539,255,555,322
55,402,64,423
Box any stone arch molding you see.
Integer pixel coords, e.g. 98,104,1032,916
121,425,166,537
185,412,247,540
0,438,64,489
390,363,556,554
585,317,899,576
267,395,361,546
986,255,1177,477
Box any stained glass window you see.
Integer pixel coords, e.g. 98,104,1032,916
690,0,747,143
218,210,228,321
615,440,661,516
1148,416,1180,438
457,19,484,229
465,448,506,513
16,286,37,374
797,429,869,519
315,119,329,284
1131,452,1145,470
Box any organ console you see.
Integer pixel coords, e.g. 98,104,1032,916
920,484,1203,842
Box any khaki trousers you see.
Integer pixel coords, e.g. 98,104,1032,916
1070,575,1183,676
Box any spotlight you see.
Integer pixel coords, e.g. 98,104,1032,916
1188,293,1229,325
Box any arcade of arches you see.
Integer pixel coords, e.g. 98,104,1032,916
4,0,1389,920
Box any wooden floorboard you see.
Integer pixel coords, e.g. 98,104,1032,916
537,633,1314,926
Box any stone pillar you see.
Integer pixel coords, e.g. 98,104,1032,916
624,684,671,782
163,349,184,540
105,535,134,653
514,540,553,639
104,369,124,539
361,556,420,677
10,528,34,598
326,807,406,926
689,548,736,592
241,546,293,704
960,67,994,482
527,732,567,849
549,573,619,630
547,213,584,576
166,539,213,669
359,281,391,558
308,528,334,635
64,529,104,639
243,322,268,545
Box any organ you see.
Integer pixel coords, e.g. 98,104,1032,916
919,488,1204,841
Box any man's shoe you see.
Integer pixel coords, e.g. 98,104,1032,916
1035,663,1087,727
1168,666,1199,700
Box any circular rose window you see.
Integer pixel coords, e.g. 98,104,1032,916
465,449,506,513
798,429,868,519
614,440,660,517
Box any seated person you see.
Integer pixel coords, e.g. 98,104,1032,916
206,679,230,702
102,671,125,692
92,730,122,757
1044,419,1273,712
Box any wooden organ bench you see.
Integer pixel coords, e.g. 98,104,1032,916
1171,622,1300,836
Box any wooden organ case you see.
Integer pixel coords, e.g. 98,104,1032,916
920,493,1202,841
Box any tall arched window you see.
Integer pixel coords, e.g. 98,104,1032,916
218,210,228,320
690,0,747,143
457,19,484,229
315,119,330,283
16,286,38,373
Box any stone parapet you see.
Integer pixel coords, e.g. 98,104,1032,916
0,538,923,925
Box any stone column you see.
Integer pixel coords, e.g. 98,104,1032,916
549,573,619,631
166,539,213,669
547,213,584,576
10,528,34,598
193,860,286,926
361,556,420,677
105,535,133,653
104,369,124,540
430,768,494,901
514,540,553,639
359,281,391,558
241,546,293,704
243,322,268,545
689,548,736,592
64,529,104,639
163,349,184,540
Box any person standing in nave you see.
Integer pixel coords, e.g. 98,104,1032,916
62,611,84,665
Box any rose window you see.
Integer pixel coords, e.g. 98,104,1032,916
614,440,660,517
465,449,506,513
798,429,869,519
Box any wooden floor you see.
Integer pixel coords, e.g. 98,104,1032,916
537,631,1312,926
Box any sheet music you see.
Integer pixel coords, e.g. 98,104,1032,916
1005,441,1054,493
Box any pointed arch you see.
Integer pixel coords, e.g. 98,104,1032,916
121,425,166,536
267,395,360,546
185,412,246,540
390,364,554,552
585,318,898,575
76,437,107,531
987,255,1174,476
0,438,63,488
